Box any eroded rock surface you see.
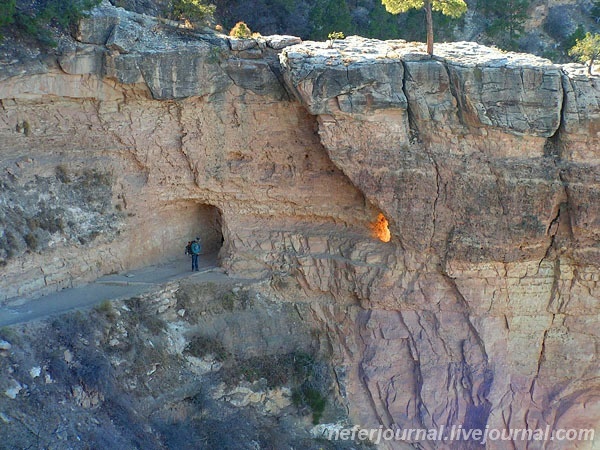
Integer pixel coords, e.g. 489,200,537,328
279,36,600,449
1,5,599,449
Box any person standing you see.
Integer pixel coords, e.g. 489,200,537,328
189,238,202,272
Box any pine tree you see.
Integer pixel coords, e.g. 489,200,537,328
381,0,467,55
479,0,529,51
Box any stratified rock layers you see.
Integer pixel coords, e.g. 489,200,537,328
0,5,598,448
280,37,600,449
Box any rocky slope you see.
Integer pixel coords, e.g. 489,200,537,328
0,2,599,449
0,275,368,449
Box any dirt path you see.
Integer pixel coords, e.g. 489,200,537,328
0,254,222,327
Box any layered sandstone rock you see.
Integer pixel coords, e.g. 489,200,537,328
0,4,599,449
280,36,600,449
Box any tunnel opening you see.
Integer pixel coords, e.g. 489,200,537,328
187,203,224,257
126,201,224,269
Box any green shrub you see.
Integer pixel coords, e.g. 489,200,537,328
479,0,529,51
234,355,293,386
79,168,112,189
124,297,166,334
13,11,45,42
24,233,38,250
593,1,600,23
0,0,16,39
569,32,600,74
292,385,326,424
171,0,215,26
217,288,251,311
225,350,330,424
229,21,252,38
50,311,90,347
219,291,236,311
184,335,229,361
39,0,101,29
309,0,353,40
0,326,20,344
565,25,586,51
327,31,345,48
76,350,114,392
1,0,100,45
95,300,119,321
55,165,71,184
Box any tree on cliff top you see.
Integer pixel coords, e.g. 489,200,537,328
381,0,467,56
170,0,215,27
569,32,600,75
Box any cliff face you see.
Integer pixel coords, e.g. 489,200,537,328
280,37,600,446
1,3,599,448
1,3,384,300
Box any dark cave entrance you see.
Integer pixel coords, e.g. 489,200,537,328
140,201,224,267
183,202,224,258
205,205,225,255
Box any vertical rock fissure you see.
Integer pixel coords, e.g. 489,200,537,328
356,309,396,427
488,165,510,218
543,72,568,163
398,311,429,430
426,150,442,252
172,101,200,188
556,70,570,147
538,74,572,272
547,253,564,313
438,59,468,129
441,271,490,364
439,270,494,428
557,173,574,239
529,324,551,403
399,60,422,144
266,58,292,102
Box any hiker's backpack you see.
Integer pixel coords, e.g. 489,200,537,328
190,241,201,255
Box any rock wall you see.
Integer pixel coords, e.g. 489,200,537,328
0,3,599,448
280,37,600,448
0,3,382,299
